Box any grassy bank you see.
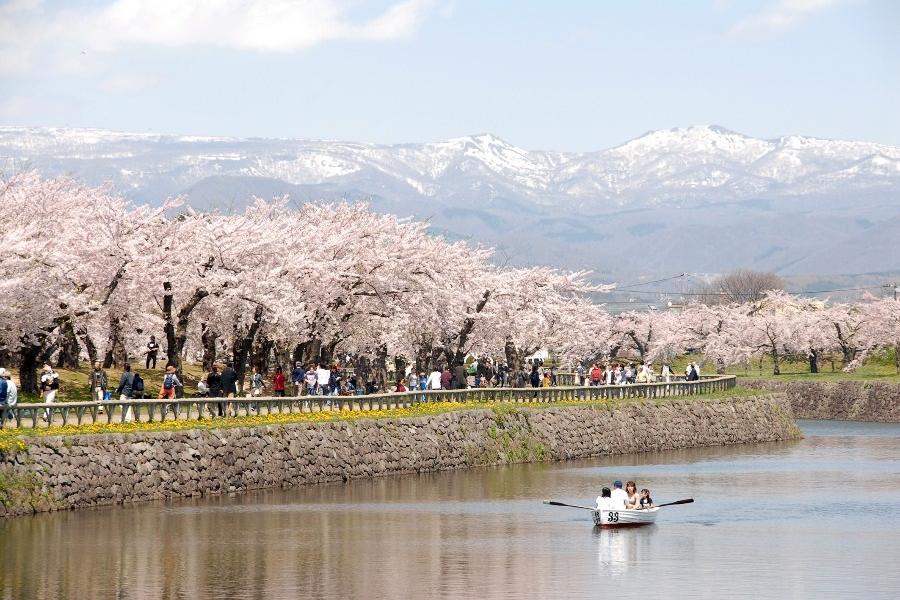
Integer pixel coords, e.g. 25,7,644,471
9,363,208,403
673,351,900,383
0,387,761,452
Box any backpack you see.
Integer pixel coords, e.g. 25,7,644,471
132,373,144,392
163,374,175,390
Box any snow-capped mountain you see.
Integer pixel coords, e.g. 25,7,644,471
2,125,899,281
3,124,899,206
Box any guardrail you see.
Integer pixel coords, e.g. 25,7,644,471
0,376,736,430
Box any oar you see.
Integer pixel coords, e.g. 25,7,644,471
543,500,597,511
654,498,694,508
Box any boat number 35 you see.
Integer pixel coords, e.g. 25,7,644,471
607,512,619,523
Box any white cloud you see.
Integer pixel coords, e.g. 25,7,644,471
99,75,158,94
0,0,438,74
728,0,850,38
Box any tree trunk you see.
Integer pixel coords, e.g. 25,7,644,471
201,323,218,371
320,339,339,366
163,282,210,377
505,337,525,376
18,342,42,395
231,305,264,391
102,315,127,368
251,335,274,375
56,317,80,369
772,347,780,375
80,329,99,367
373,344,388,392
451,290,491,367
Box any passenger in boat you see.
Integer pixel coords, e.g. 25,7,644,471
596,487,616,510
625,481,640,508
639,488,654,509
611,480,629,509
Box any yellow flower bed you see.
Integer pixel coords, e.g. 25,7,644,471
0,401,494,453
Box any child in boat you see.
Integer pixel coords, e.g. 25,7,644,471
639,488,653,509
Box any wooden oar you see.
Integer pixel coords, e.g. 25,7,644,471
544,498,694,510
543,500,597,511
654,498,694,508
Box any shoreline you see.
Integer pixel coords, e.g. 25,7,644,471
0,394,799,518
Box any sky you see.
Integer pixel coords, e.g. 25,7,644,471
0,0,898,151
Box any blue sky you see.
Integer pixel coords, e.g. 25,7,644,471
1,0,897,151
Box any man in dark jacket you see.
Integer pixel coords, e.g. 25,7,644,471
220,362,238,416
452,364,467,390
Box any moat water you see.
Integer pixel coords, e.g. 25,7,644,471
2,420,899,600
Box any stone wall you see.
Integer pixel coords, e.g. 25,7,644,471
0,394,799,517
741,379,900,422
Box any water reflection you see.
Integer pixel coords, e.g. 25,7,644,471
1,420,899,599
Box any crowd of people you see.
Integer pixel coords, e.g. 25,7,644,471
578,361,701,386
0,332,710,423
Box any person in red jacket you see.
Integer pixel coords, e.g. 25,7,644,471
273,366,286,397
590,363,603,386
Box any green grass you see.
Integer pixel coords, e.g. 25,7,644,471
673,349,900,382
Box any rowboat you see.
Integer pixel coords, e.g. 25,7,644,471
592,507,659,527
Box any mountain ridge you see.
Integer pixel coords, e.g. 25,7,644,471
1,124,898,282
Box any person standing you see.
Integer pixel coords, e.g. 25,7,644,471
0,368,16,422
0,369,7,422
159,365,181,400
452,363,467,390
304,365,318,396
250,367,265,397
315,362,331,395
207,364,223,416
661,363,672,383
291,361,305,397
145,336,160,370
407,370,419,392
90,361,108,403
116,363,135,422
576,363,586,386
220,362,238,415
40,365,59,421
426,367,442,391
529,365,541,388
273,366,286,397
440,366,452,390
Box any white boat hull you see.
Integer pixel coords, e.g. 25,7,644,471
592,507,659,527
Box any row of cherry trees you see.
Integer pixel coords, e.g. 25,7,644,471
3,173,897,394
0,172,608,393
598,290,900,375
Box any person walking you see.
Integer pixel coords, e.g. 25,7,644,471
159,365,181,400
291,361,305,397
529,365,541,388
116,363,136,422
90,361,108,404
273,366,286,397
315,362,331,395
207,364,223,416
452,363,467,390
40,364,59,422
220,362,238,415
145,336,160,370
0,369,7,423
0,368,16,423
250,367,265,397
